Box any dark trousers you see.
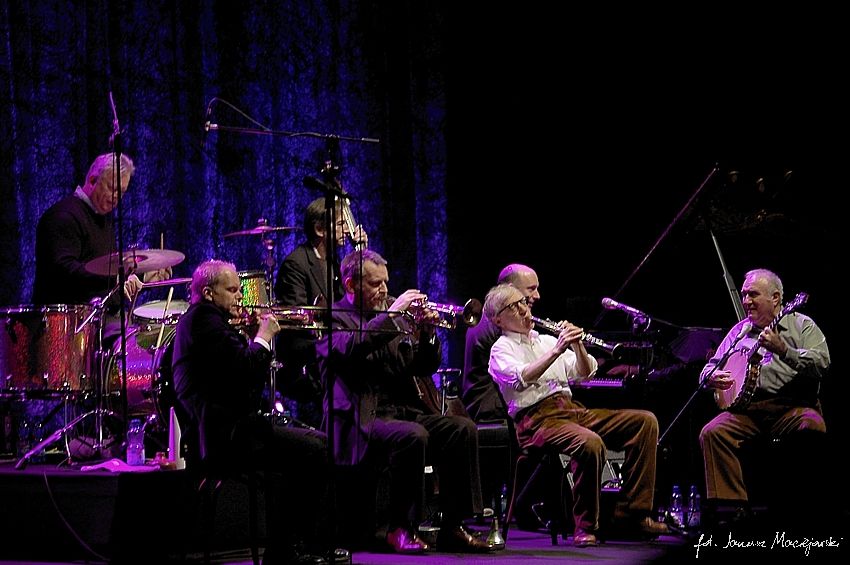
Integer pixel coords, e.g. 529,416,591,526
243,424,329,553
366,413,484,531
515,393,659,533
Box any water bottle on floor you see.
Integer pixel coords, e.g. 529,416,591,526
126,418,145,466
687,484,701,529
669,484,684,528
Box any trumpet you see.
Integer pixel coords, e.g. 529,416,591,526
407,298,483,330
531,315,622,358
234,305,326,331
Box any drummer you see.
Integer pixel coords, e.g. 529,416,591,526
32,152,172,339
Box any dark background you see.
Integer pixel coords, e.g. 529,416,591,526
1,2,845,506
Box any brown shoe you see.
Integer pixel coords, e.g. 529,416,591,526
634,516,670,536
436,525,494,552
573,528,598,547
613,511,670,538
386,527,430,554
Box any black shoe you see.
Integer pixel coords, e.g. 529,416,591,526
330,548,351,564
262,546,328,565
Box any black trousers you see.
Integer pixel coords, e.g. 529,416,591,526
366,413,484,530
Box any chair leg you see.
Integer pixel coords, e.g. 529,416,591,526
200,478,221,565
247,474,260,565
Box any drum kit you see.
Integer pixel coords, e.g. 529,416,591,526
2,221,303,467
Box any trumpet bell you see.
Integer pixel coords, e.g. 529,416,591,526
409,297,483,330
486,516,506,549
461,298,483,327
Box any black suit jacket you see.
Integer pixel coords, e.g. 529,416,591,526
172,301,272,466
273,243,343,390
317,295,441,465
461,315,508,422
274,243,343,308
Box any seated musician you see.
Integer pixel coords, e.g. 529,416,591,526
698,268,830,528
32,152,171,339
462,264,540,422
484,282,669,548
172,259,345,565
317,249,492,554
274,196,368,430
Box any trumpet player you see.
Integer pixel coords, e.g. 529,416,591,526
172,260,347,565
274,196,369,429
485,283,669,547
317,249,493,554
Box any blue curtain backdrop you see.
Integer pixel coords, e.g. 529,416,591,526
1,0,456,356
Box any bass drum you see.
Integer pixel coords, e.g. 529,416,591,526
0,304,95,394
106,325,176,423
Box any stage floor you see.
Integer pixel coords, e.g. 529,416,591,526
0,529,691,564
2,459,846,564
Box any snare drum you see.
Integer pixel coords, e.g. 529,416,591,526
239,270,271,307
132,299,190,327
0,305,95,393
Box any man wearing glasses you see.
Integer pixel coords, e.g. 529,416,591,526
462,263,541,422
484,282,669,548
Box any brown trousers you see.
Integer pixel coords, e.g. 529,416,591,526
699,397,825,501
515,392,659,533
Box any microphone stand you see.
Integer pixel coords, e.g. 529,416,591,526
657,329,746,445
206,98,377,560
593,165,721,327
20,94,134,469
110,93,131,457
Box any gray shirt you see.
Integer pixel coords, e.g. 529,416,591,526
700,312,830,395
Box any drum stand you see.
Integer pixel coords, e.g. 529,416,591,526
15,287,125,469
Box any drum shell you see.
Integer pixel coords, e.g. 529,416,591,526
238,270,270,307
0,305,95,393
106,325,176,418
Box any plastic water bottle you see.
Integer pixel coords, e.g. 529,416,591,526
126,418,145,466
687,484,701,529
669,484,684,528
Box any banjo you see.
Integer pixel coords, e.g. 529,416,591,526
714,292,808,410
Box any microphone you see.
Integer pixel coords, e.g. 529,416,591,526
734,321,753,341
201,103,213,149
601,297,648,319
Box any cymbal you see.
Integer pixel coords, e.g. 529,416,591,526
224,225,300,237
85,249,185,276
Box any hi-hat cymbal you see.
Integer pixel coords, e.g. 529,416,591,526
85,249,185,276
224,225,300,237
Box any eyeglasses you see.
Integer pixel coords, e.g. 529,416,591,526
497,296,529,316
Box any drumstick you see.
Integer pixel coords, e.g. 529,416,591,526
154,287,174,351
160,232,164,250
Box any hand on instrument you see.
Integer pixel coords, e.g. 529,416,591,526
555,321,584,352
143,266,173,284
256,312,281,343
704,370,734,390
390,289,428,317
353,225,368,248
124,274,144,301
757,327,788,357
